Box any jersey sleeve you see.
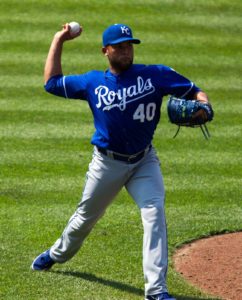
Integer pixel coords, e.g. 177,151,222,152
44,73,89,100
156,65,201,99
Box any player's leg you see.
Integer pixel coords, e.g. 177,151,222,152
33,148,128,266
125,148,168,296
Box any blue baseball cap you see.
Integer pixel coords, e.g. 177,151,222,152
102,24,141,46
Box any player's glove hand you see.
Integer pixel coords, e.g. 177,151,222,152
167,96,214,139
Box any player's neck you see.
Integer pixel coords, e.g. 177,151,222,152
109,63,133,75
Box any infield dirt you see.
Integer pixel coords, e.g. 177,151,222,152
173,232,242,300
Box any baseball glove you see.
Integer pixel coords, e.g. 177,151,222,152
167,96,214,139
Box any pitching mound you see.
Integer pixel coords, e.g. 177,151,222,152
173,232,242,300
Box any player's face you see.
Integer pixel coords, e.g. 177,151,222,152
103,41,134,73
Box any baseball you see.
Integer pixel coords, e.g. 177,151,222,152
69,21,81,36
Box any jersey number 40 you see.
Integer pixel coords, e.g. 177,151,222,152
133,103,156,123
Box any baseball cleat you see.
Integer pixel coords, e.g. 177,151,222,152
145,292,176,300
31,249,55,271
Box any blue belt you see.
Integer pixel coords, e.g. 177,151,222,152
97,145,152,164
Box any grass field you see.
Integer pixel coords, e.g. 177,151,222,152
0,0,242,299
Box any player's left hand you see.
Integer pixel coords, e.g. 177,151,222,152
167,97,214,138
192,107,209,122
167,97,214,126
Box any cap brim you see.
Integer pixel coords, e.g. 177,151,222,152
107,37,141,46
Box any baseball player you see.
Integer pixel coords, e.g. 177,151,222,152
31,23,211,300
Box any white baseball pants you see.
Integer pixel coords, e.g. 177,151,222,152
50,146,168,295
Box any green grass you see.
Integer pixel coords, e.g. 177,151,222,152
0,0,242,299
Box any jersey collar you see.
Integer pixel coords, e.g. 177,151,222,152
105,64,136,78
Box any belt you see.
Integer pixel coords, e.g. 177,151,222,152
97,145,152,164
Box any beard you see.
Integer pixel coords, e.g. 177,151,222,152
109,55,133,72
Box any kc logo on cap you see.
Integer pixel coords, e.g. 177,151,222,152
102,23,141,46
120,26,131,35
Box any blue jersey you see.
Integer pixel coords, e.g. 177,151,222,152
45,64,200,154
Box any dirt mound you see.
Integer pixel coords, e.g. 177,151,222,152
173,232,242,300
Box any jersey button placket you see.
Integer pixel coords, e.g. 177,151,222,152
118,76,128,149
116,76,124,115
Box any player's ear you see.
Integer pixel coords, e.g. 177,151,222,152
102,47,108,56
